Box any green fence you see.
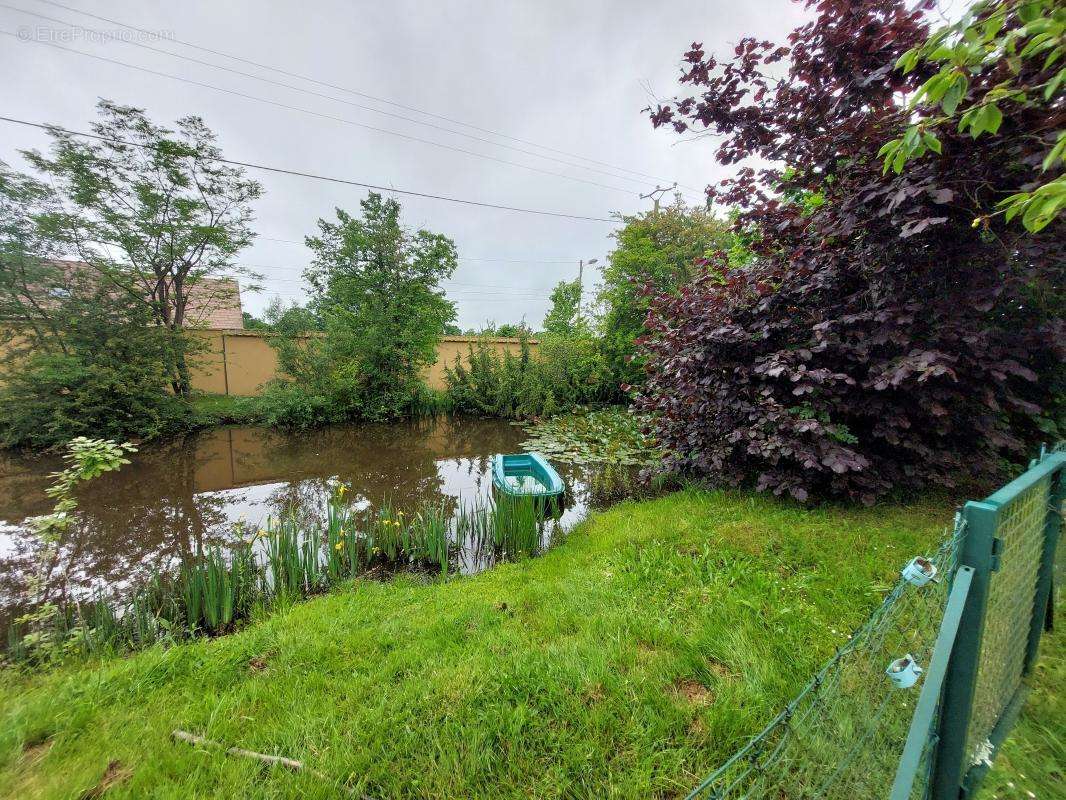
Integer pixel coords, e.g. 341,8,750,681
686,445,1064,800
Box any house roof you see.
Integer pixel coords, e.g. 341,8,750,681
43,260,244,329
183,278,244,329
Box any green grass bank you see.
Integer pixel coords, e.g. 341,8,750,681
0,489,1058,799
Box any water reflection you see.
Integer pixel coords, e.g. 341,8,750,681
0,418,590,626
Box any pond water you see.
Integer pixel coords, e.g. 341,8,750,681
0,417,594,629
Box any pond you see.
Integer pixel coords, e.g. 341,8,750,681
0,417,596,630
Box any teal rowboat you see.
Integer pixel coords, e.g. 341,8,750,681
491,453,565,499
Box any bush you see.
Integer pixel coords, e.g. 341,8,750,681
445,333,611,419
0,331,189,449
247,382,345,429
637,0,1064,503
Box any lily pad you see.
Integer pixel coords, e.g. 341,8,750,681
520,407,662,467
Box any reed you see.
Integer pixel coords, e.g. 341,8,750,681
4,489,557,666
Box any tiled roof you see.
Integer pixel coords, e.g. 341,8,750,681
183,278,244,329
42,261,244,329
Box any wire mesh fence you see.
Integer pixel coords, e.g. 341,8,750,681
685,521,965,800
687,444,1064,800
964,472,1050,764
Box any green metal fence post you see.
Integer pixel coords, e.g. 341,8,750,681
890,566,974,800
930,501,998,800
1024,463,1064,673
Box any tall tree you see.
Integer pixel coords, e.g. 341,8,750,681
542,279,583,336
268,192,457,422
599,198,733,389
0,161,71,352
0,164,186,448
25,100,263,394
638,0,1063,503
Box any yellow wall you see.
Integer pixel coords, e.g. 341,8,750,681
187,330,536,396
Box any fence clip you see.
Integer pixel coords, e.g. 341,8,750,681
901,556,938,586
886,654,923,688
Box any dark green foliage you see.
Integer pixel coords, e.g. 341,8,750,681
0,286,191,449
250,381,349,429
262,297,323,333
24,100,263,395
0,161,69,330
542,279,583,336
241,311,270,330
470,321,533,338
489,322,530,338
0,154,208,450
259,193,457,426
444,333,611,419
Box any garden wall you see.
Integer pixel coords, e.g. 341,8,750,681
186,330,536,396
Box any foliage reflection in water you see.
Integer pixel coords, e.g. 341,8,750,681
0,416,649,664
0,418,597,624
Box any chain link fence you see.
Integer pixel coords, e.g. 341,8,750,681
686,446,1064,800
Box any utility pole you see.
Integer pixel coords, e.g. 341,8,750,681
577,257,598,317
640,182,677,214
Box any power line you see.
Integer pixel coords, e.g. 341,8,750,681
3,3,689,196
0,114,617,223
0,28,638,197
228,273,594,299
243,252,586,264
33,0,700,192
256,238,584,262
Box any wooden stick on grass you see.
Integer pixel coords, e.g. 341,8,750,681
170,738,370,797
172,729,308,772
171,729,368,797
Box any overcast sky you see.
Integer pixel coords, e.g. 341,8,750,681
0,0,810,329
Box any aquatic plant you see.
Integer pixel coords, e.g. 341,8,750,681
3,492,552,667
521,407,661,467
13,438,137,665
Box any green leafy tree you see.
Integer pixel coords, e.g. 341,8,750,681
264,193,457,425
883,0,1065,231
492,322,530,338
241,311,270,330
263,297,321,333
0,162,188,449
0,282,189,449
542,279,583,336
598,199,732,390
0,161,71,348
25,100,263,394
444,331,610,420
473,320,532,338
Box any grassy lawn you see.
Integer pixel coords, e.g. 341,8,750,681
0,487,1050,799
